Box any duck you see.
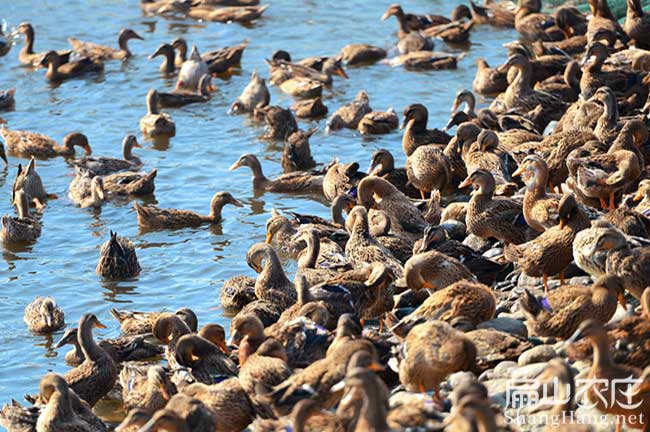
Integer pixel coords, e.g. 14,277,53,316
96,231,141,279
68,173,106,209
520,274,626,339
23,296,64,333
54,327,163,366
39,50,104,82
368,149,420,198
110,306,197,336
115,408,151,432
513,154,561,232
0,400,40,432
292,229,348,283
229,70,270,114
534,60,581,103
357,176,427,239
514,0,563,41
259,106,298,140
461,129,515,190
184,4,269,23
469,0,516,27
267,55,348,86
368,211,413,263
421,15,475,45
174,331,237,384
60,313,117,406
460,169,532,244
506,194,591,293
72,134,142,176
12,158,55,209
394,280,496,332
180,379,254,432
580,43,636,98
102,169,157,196
265,274,331,332
120,365,173,412
0,88,15,110
176,45,209,91
357,109,398,135
632,179,650,215
588,227,650,299
0,28,10,57
339,43,387,65
171,37,247,75
250,398,343,432
228,313,266,365
387,49,459,70
395,320,476,404
68,28,144,61
1,126,91,159
136,403,215,432
567,287,650,368
152,313,195,368
587,0,630,44
473,58,508,96
403,250,475,291
1,190,42,244
495,53,567,131
624,0,650,49
394,31,434,55
35,373,107,432
322,160,365,201
401,103,451,156
157,74,213,108
326,91,372,132
381,4,452,37
140,89,176,137
282,128,317,173
149,43,176,74
229,153,323,194
291,97,328,119
246,243,297,312
567,319,650,430
16,22,72,67
134,191,242,229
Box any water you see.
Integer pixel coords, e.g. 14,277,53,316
0,0,517,423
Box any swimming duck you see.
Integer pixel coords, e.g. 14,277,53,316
36,373,107,432
291,97,328,119
395,31,434,55
230,70,270,114
96,231,140,279
68,28,144,61
327,91,372,132
401,103,451,156
624,0,650,49
73,134,141,176
12,158,56,209
588,227,650,299
339,43,387,65
172,37,247,75
140,90,176,137
0,28,10,57
282,128,317,173
368,211,413,263
16,22,72,67
514,0,563,41
473,58,508,96
469,0,516,27
422,14,475,44
120,365,173,412
61,313,117,406
395,320,476,404
259,105,298,140
368,149,419,198
381,4,451,37
1,126,91,159
513,155,560,232
1,190,41,244
174,332,237,384
357,176,427,239
102,169,157,196
149,43,176,74
0,88,15,111
268,55,348,86
23,296,64,333
460,169,532,244
110,306,197,336
176,45,209,91
157,74,213,108
505,193,590,293
568,287,650,368
152,313,194,368
387,50,459,70
344,206,404,278
184,4,269,23
357,108,398,135
229,153,323,194
403,250,475,291
567,319,650,430
246,243,297,312
55,327,163,366
40,50,104,82
134,191,242,229
68,172,106,209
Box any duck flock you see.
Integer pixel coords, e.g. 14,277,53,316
2,0,650,430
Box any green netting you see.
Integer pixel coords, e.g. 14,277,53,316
545,0,650,20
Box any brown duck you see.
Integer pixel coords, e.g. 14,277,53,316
230,153,323,194
401,103,451,156
68,28,144,61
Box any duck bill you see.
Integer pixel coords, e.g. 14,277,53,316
228,161,241,171
226,331,240,347
229,197,244,208
559,219,566,229
381,11,391,21
633,191,644,202
132,32,145,41
458,177,472,189
421,280,435,289
94,320,107,329
512,165,525,177
334,67,349,79
368,362,385,372
265,232,274,244
133,140,143,149
45,315,53,328
400,117,411,130
53,333,72,349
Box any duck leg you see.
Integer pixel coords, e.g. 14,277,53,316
543,274,549,295
608,191,616,211
419,189,429,200
599,197,608,211
559,272,565,285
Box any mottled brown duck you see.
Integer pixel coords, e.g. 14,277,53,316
96,231,140,279
110,306,197,336
258,105,298,141
340,43,387,65
473,58,508,96
23,296,64,333
580,43,637,98
16,22,72,67
40,50,104,81
140,89,176,137
120,365,173,412
134,191,242,229
246,243,297,311
368,211,413,263
513,154,561,232
149,43,176,74
358,108,398,135
291,97,328,119
327,91,372,131
401,103,451,156
624,0,650,49
368,149,420,198
514,0,563,41
282,128,317,173
322,160,365,201
157,74,213,108
403,250,475,291
68,172,106,209
174,331,237,384
102,169,157,196
172,37,247,75
1,190,41,244
230,153,323,194
1,126,90,159
181,379,254,432
69,28,143,61
381,4,452,37
73,134,141,176
230,70,270,114
12,158,56,210
185,4,269,23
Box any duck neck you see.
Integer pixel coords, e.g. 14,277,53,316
44,390,74,423
147,93,159,115
176,43,188,64
299,232,319,269
526,167,548,199
395,12,410,35
590,333,614,370
352,215,372,241
600,98,619,129
510,63,532,94
551,375,577,416
262,251,291,287
78,322,103,361
331,198,348,226
22,28,35,55
471,183,496,210
16,195,31,219
209,199,226,221
160,51,175,74
247,158,268,184
592,286,617,312
124,141,136,160
627,0,643,18
118,34,131,56
90,185,104,206
356,381,389,432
